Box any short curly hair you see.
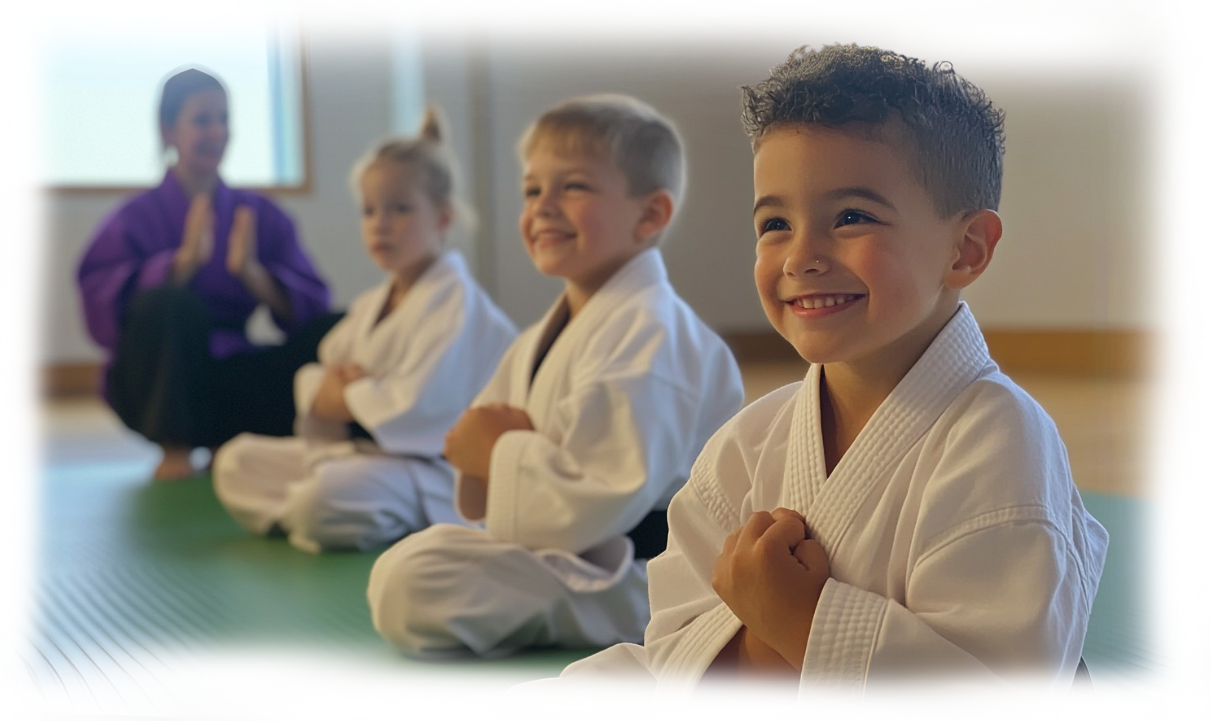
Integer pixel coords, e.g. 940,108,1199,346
741,44,1006,216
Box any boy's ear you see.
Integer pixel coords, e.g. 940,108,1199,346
634,190,675,244
437,204,454,235
944,209,1002,290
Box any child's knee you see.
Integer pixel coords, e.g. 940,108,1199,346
211,434,257,502
281,469,343,552
366,526,483,652
283,463,396,552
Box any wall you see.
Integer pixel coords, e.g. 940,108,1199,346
40,30,1150,365
468,37,1151,333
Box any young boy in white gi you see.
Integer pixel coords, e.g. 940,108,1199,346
551,44,1109,691
366,95,745,658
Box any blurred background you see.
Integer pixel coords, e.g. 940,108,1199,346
10,1,1180,717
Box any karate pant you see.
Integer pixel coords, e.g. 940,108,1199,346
107,285,342,448
213,435,449,553
367,524,651,658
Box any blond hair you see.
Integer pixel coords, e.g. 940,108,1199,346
517,94,686,208
350,106,476,239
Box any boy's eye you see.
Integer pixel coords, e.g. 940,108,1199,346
836,210,874,227
523,186,540,198
758,217,790,235
564,181,589,191
393,203,411,213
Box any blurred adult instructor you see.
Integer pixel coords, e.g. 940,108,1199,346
77,67,338,479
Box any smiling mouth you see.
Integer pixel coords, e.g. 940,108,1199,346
532,231,574,248
785,293,865,310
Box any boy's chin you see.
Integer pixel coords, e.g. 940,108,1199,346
781,335,842,366
529,256,573,280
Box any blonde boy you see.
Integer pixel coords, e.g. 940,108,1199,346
553,45,1109,691
366,95,745,657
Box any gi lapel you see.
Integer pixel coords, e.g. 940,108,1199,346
362,279,395,340
521,296,571,411
525,248,668,413
782,303,992,554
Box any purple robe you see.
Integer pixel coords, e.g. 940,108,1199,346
77,170,330,363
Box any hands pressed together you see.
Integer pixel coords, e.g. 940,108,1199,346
173,197,292,321
174,196,262,285
710,507,831,674
443,404,534,481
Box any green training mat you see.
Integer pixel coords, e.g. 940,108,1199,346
20,457,1152,715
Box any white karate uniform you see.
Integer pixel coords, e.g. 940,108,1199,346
213,251,517,553
367,248,745,658
554,303,1109,694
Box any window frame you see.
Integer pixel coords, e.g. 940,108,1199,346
43,34,313,197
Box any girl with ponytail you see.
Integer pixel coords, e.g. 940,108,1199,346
212,107,517,553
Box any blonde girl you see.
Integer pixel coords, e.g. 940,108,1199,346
213,108,516,552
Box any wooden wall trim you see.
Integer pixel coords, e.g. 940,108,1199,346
43,363,102,399
42,329,1151,398
981,330,1151,377
722,329,1151,377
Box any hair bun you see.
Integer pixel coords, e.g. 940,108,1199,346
421,106,445,143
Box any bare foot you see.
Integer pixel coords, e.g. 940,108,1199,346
154,446,196,480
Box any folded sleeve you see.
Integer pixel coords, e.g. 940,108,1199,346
342,292,505,457
644,493,743,689
473,374,705,555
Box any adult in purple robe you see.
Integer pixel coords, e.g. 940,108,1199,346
76,67,336,479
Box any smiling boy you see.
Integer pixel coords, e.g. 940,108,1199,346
366,95,744,658
551,45,1109,691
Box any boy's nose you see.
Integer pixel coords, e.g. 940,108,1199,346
784,233,831,276
534,190,560,217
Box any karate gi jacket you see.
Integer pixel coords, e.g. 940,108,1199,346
566,303,1109,692
456,248,744,583
295,250,516,461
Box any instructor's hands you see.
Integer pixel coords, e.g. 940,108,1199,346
225,205,260,281
172,194,215,284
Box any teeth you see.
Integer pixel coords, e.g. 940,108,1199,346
795,294,857,310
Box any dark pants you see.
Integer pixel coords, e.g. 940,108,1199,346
107,286,343,448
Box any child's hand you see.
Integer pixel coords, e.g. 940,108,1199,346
226,205,260,280
337,364,368,384
711,507,830,671
443,404,534,480
310,365,356,422
173,194,214,284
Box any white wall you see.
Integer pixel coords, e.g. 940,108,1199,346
468,38,1151,333
40,31,1150,364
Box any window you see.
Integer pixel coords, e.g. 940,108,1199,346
40,24,306,190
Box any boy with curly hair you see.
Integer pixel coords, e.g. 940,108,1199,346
552,44,1109,692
